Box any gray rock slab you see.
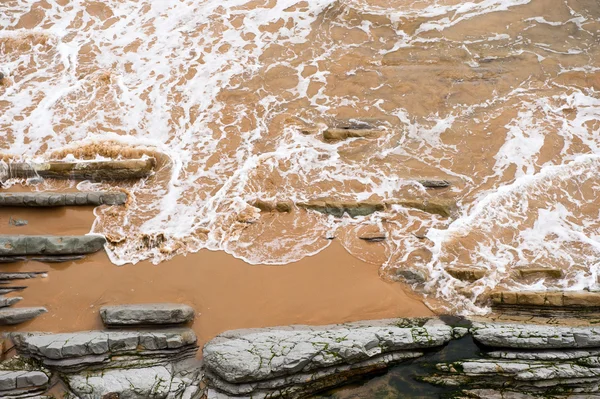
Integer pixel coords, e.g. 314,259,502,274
0,235,106,256
31,255,85,263
12,329,198,372
0,296,22,308
100,303,195,326
0,257,26,264
472,323,600,349
0,192,127,207
203,319,453,384
0,307,47,325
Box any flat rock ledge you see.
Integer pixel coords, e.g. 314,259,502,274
0,307,47,325
0,357,51,399
0,235,106,256
203,318,453,398
422,322,600,397
100,303,195,326
8,329,202,399
0,192,127,207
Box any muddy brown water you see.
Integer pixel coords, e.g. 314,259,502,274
1,0,600,339
0,203,431,349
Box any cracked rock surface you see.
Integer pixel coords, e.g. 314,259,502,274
0,192,127,207
12,329,198,373
0,235,106,256
100,303,195,326
204,318,452,398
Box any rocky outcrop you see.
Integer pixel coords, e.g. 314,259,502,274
1,158,155,182
64,360,204,399
100,303,195,327
12,329,198,372
0,307,47,325
390,198,457,217
0,235,106,256
0,192,127,207
203,318,453,398
297,200,385,218
446,267,486,282
422,322,600,397
0,357,51,399
491,291,600,310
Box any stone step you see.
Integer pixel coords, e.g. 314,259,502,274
0,235,105,256
0,307,47,325
100,303,195,327
0,191,127,207
491,291,600,308
1,158,155,182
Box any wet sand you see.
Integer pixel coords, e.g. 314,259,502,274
0,204,432,348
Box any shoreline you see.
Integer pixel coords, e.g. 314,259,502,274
0,204,433,349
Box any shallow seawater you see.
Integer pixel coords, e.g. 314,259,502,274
1,0,600,313
314,335,481,399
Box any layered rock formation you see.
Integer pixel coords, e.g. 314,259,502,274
0,235,106,256
0,191,127,207
100,303,195,326
422,322,600,397
203,319,454,398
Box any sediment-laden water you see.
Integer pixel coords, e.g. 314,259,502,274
1,0,599,314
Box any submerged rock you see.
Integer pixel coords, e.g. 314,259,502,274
491,291,600,309
203,318,453,398
0,235,106,256
0,192,128,207
297,200,385,218
100,303,195,326
4,158,155,182
0,307,47,325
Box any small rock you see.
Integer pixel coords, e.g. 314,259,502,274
100,303,195,326
0,296,22,308
358,231,387,242
0,307,47,325
8,217,28,226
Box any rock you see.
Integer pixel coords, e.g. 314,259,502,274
514,267,563,279
415,179,451,188
0,192,128,207
0,357,50,398
446,267,486,281
323,128,381,141
203,318,453,398
3,158,155,182
472,322,600,349
249,200,293,213
358,231,387,242
0,296,22,308
64,358,204,399
391,198,457,217
0,287,26,295
100,303,195,326
8,217,28,226
491,291,600,309
12,329,198,373
0,307,47,325
0,272,45,281
65,365,174,399
297,200,385,218
0,235,106,256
